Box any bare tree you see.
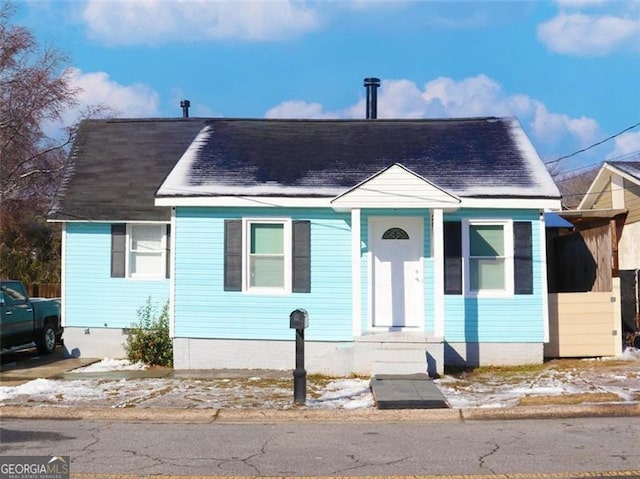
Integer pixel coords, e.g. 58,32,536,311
0,0,78,201
0,0,80,283
551,165,601,209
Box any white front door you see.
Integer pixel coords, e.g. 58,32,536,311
370,217,424,329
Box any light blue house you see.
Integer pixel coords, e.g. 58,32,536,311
50,110,561,375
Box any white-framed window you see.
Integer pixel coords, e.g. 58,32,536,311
243,219,291,293
128,224,167,279
462,219,513,296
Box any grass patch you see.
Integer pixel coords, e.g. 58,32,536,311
445,362,548,378
444,357,637,381
518,392,621,406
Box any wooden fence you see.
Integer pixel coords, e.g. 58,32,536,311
545,278,622,358
26,283,61,298
547,222,612,293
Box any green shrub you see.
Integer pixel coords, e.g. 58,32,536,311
124,298,173,367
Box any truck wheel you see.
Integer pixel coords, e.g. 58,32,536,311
37,323,57,354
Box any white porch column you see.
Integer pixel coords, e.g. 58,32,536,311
433,208,445,337
169,208,176,339
60,223,67,328
612,174,625,208
351,208,362,337
539,211,550,343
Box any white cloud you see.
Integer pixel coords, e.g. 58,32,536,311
419,76,599,147
265,100,337,119
530,102,598,144
608,131,640,159
554,0,607,8
265,75,600,153
378,79,429,118
421,75,505,117
43,68,160,139
66,68,160,118
81,0,320,45
537,11,640,56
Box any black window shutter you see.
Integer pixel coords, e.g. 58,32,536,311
111,224,126,278
514,221,533,294
224,220,242,291
165,224,171,279
444,222,462,294
292,220,311,293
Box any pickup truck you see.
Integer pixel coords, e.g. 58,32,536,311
0,280,63,354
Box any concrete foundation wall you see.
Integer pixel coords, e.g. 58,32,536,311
175,337,526,374
63,327,128,359
63,329,543,374
173,338,369,375
444,342,543,367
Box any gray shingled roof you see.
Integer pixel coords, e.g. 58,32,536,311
608,161,640,181
157,117,560,199
50,116,560,222
49,118,207,221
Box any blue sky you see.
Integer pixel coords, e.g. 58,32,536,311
15,0,640,175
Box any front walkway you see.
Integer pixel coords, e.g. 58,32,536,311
371,373,449,409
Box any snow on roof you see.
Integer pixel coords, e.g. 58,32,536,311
156,117,561,201
607,161,640,182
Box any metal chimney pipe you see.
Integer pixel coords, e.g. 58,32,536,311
180,99,191,118
364,77,380,119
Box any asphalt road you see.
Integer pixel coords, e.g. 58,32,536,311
2,416,639,477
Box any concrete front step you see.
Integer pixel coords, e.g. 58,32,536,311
372,360,428,376
357,332,445,377
372,345,428,376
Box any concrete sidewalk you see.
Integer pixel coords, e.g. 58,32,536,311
371,374,449,409
2,401,639,423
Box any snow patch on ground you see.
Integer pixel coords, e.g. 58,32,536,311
435,348,640,408
610,347,640,361
307,379,375,410
1,351,639,410
71,357,147,372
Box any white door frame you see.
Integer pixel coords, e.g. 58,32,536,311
368,216,424,330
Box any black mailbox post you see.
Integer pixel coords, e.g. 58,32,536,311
289,308,309,404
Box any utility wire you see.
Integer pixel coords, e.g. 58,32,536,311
553,148,640,181
544,121,640,165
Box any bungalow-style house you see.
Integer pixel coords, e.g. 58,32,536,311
49,97,561,376
577,161,640,342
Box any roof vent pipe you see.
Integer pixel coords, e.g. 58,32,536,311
364,77,380,119
180,99,191,118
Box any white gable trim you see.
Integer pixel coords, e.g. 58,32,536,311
155,196,334,208
460,197,561,210
331,163,461,211
154,195,559,210
579,162,640,210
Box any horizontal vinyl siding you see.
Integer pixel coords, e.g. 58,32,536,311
624,179,640,223
547,291,618,357
444,296,545,341
337,166,458,208
593,179,612,210
443,209,545,342
64,223,169,329
173,207,353,341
